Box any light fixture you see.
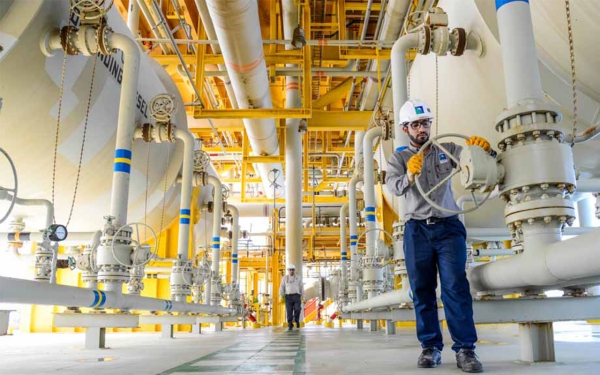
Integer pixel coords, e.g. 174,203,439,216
292,25,306,49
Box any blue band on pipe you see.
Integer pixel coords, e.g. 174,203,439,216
232,253,238,258
115,149,132,159
98,291,106,308
365,207,375,212
212,244,220,249
90,290,99,307
232,260,238,264
495,0,528,10
180,209,191,215
341,257,348,260
396,146,408,152
350,235,358,239
366,216,376,222
212,237,220,242
114,162,131,173
350,241,357,245
180,218,190,224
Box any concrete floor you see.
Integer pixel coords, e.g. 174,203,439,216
1,322,599,374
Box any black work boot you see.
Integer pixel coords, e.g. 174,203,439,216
288,324,293,331
456,349,483,373
417,348,442,368
295,321,301,329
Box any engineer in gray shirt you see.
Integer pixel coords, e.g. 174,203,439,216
385,99,490,373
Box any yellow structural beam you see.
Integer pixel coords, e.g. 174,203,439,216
312,77,354,109
193,108,311,119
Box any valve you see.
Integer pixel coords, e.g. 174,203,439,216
0,147,18,225
110,222,158,268
193,150,211,172
149,94,176,123
414,133,499,215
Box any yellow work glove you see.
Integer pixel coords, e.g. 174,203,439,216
466,136,491,152
407,153,424,175
301,297,306,304
280,296,285,304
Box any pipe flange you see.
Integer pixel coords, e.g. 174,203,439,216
207,201,214,214
431,27,450,56
450,28,467,56
141,123,153,143
417,25,431,55
96,22,113,55
60,26,80,55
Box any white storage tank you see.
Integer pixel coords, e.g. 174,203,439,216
0,0,187,233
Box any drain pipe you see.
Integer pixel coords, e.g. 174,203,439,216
362,127,386,299
127,0,140,36
0,276,235,315
171,128,195,302
348,174,363,303
206,0,284,195
339,203,349,306
208,176,223,305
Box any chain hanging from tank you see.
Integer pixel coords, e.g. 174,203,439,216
565,0,578,148
50,11,100,227
156,145,172,251
50,6,75,224
435,55,439,136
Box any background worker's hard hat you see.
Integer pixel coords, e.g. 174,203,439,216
288,264,296,270
399,99,434,125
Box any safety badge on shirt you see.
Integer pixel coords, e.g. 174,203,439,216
438,153,448,164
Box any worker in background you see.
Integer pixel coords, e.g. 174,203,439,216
279,264,304,331
385,99,488,373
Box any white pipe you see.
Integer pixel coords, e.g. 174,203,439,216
0,231,99,243
496,0,544,107
127,0,141,36
343,288,412,312
208,176,223,305
227,204,240,285
457,190,500,224
282,0,303,276
0,192,53,229
577,197,596,228
577,179,600,193
468,227,600,292
194,0,239,108
349,175,363,301
206,0,284,195
174,129,195,259
340,202,349,301
105,33,140,227
362,127,384,258
359,0,412,111
466,226,594,240
391,33,420,222
0,276,235,314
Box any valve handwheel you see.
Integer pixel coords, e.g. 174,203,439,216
111,222,158,268
414,133,492,215
149,94,176,122
0,147,18,225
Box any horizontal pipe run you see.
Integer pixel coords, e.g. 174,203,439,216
0,276,235,314
466,226,595,240
342,289,412,312
0,231,99,243
136,37,397,47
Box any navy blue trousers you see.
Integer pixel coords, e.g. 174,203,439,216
404,217,477,352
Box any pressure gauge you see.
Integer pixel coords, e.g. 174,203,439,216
48,224,68,242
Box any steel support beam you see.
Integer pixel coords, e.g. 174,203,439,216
519,322,556,363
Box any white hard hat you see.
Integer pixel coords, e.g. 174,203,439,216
288,264,296,270
399,99,434,125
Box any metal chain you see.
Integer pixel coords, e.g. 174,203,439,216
65,54,99,227
435,55,439,136
144,142,151,239
157,145,172,250
565,0,578,147
51,9,74,224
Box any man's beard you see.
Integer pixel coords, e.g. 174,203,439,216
409,132,429,146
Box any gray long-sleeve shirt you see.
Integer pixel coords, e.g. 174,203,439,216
385,143,462,220
279,275,304,296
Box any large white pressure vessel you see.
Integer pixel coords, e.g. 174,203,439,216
0,0,187,233
381,0,600,229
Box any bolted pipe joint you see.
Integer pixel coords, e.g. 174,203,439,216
33,241,54,282
41,21,114,57
96,217,133,292
210,273,223,306
170,259,192,301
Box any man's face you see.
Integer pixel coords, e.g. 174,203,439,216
403,119,432,146
288,269,295,276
